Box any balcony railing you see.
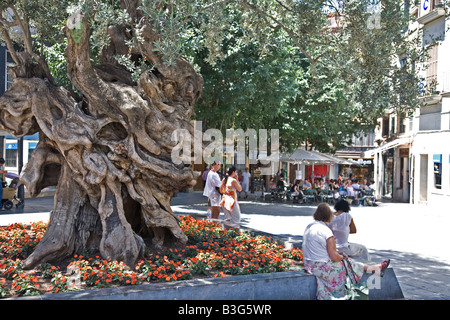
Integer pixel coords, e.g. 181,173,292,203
421,70,450,96
439,70,450,93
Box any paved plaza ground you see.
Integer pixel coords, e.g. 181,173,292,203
171,192,450,300
1,192,449,300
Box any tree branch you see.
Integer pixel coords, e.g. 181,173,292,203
239,0,316,64
0,22,21,66
9,4,37,62
2,5,54,83
178,0,231,26
274,0,294,13
65,12,109,105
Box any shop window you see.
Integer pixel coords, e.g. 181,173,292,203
391,116,396,135
433,154,442,189
5,51,15,91
5,142,17,167
5,149,17,167
399,114,406,133
382,117,389,137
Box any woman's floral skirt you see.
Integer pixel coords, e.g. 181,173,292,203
304,258,364,300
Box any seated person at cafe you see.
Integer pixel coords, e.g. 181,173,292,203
303,179,312,189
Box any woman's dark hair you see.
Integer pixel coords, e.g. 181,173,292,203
223,166,237,185
334,199,351,212
313,203,333,223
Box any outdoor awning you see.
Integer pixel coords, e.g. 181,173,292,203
280,149,325,163
280,148,354,165
28,142,38,149
4,133,39,140
361,136,412,158
308,150,357,165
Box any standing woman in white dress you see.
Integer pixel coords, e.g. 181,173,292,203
220,166,242,227
328,199,370,262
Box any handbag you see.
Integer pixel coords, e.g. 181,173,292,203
343,259,369,300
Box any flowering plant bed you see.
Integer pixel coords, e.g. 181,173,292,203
0,216,303,299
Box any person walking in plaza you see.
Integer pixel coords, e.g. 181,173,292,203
241,167,251,199
328,199,370,262
220,166,242,227
203,160,222,219
303,203,390,300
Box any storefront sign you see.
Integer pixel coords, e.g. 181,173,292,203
433,154,442,163
399,148,409,158
6,142,17,150
421,0,431,16
351,159,372,165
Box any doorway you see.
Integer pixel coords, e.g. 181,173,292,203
382,150,394,198
419,154,428,202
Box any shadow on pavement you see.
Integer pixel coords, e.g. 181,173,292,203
0,196,54,215
367,249,450,300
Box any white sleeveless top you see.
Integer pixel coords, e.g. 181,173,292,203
328,212,352,250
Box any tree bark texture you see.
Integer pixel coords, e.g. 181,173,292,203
0,3,203,268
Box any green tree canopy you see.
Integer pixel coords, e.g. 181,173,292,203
191,27,362,153
1,0,426,153
185,0,425,152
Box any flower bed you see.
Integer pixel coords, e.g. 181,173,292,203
0,216,303,298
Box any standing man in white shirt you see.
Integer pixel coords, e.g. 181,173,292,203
203,160,222,219
241,167,251,199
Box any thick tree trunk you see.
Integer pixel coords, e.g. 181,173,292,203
0,3,203,269
21,162,102,268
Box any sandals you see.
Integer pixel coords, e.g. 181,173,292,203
368,259,390,277
380,259,390,277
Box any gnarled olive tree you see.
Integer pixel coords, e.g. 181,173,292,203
0,1,202,268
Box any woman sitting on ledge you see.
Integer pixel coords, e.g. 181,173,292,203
328,199,370,262
303,203,390,300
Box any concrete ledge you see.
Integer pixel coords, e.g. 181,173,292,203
361,268,404,300
15,268,403,300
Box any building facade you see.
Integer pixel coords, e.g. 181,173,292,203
362,111,413,202
365,0,450,205
411,0,450,206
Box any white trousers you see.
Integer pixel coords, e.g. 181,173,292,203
340,242,371,262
